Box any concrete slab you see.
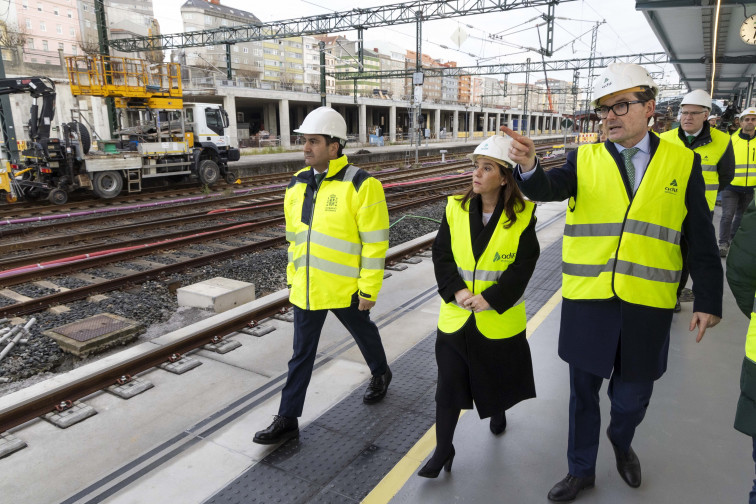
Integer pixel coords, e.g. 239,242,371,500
177,277,256,313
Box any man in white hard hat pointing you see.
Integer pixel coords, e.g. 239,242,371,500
253,107,392,445
660,89,734,308
503,63,723,502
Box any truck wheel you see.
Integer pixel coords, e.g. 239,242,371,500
198,159,220,186
47,188,68,205
66,121,91,155
93,171,123,199
225,171,238,184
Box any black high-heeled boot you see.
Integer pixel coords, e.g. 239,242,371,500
417,445,455,478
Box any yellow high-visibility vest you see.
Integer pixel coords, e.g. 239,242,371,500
660,127,730,210
731,134,756,188
746,295,756,363
285,155,389,310
437,196,535,339
562,142,692,309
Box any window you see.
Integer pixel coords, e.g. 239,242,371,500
205,15,213,25
54,7,59,15
243,47,248,53
184,13,193,20
243,58,248,64
85,20,91,28
37,3,42,11
253,48,262,56
42,40,48,50
27,39,34,50
221,19,227,26
70,27,75,36
40,21,45,31
22,0,27,9
67,10,72,18
72,46,77,56
25,19,31,29
56,25,62,34
233,57,239,63
233,46,238,52
185,108,194,123
83,4,87,11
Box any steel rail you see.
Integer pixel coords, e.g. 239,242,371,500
0,235,436,433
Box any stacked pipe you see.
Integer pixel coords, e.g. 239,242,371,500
0,317,36,365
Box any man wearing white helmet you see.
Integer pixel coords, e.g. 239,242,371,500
660,89,734,308
254,106,392,445
718,107,756,257
503,63,722,502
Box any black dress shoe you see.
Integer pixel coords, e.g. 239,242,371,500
547,474,595,502
363,367,392,404
606,427,641,488
253,415,299,445
490,411,507,435
417,445,455,478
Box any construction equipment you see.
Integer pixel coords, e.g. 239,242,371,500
0,55,240,204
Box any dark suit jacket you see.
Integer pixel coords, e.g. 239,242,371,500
516,133,723,381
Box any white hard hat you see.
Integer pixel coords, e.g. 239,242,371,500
590,63,659,108
467,135,516,168
294,106,348,142
708,114,717,120
680,89,711,109
741,107,756,119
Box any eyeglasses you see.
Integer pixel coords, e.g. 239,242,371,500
594,100,647,119
680,111,707,117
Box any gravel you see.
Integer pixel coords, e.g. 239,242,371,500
0,199,446,393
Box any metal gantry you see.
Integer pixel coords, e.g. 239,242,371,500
108,0,575,52
332,52,670,80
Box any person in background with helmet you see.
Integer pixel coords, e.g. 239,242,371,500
253,106,392,445
418,134,540,479
660,89,734,310
709,114,719,129
725,199,756,504
719,107,756,257
503,63,722,502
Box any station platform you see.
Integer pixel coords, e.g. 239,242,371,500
230,135,572,175
1,201,751,504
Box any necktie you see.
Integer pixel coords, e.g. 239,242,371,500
314,172,325,185
621,147,639,192
686,135,695,145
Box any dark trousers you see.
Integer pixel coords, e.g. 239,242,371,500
567,365,654,478
278,299,388,418
719,190,754,245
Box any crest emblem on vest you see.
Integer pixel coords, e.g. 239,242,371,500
665,179,679,194
325,194,338,212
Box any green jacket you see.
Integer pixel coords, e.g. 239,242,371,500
727,200,756,436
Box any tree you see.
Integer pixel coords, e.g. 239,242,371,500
0,22,29,65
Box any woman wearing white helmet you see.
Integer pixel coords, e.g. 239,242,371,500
420,135,539,478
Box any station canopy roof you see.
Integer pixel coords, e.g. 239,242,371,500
639,0,756,100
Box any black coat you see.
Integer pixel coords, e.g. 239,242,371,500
516,133,723,381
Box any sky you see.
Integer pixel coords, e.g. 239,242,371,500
153,0,678,90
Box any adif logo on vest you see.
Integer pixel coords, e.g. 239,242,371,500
493,251,516,262
665,179,679,194
325,194,338,212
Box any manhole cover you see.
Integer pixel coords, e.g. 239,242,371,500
55,314,132,342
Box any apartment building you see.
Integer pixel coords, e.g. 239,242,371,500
180,0,264,81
